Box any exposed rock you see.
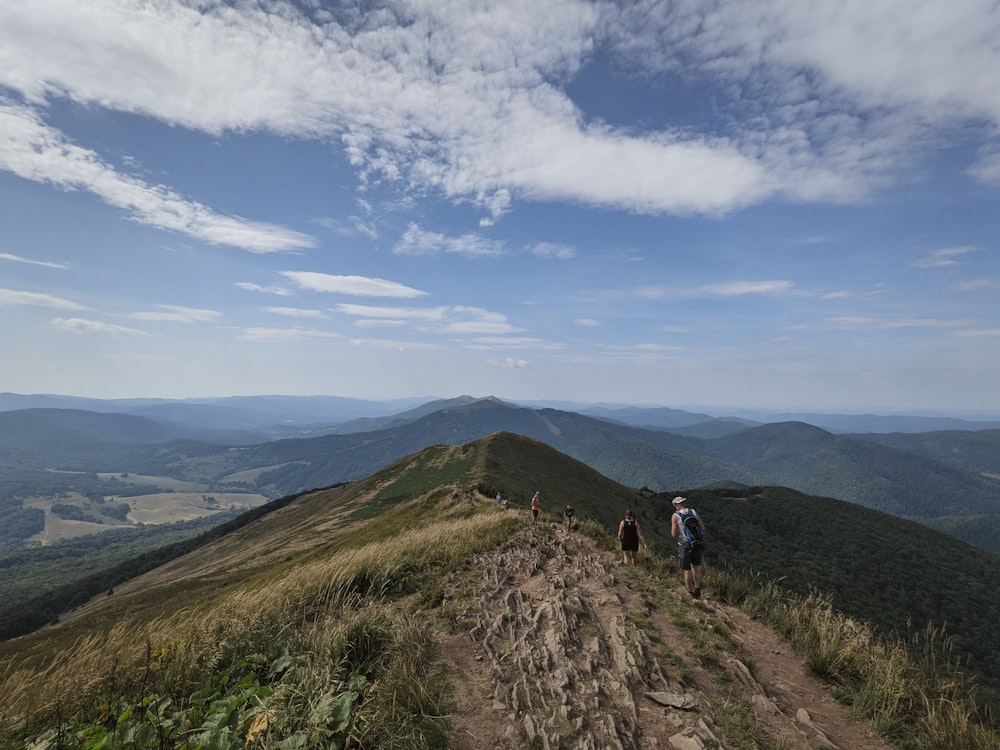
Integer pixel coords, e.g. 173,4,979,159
667,728,705,749
439,522,893,750
645,692,698,710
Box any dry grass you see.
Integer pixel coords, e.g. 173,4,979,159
0,498,519,747
716,573,1000,750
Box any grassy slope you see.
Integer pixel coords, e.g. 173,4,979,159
4,433,1000,692
1,432,999,748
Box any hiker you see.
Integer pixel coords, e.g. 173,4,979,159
531,491,540,524
496,492,503,504
671,496,706,598
563,504,575,529
617,509,647,565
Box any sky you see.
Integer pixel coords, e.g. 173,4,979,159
1,0,999,416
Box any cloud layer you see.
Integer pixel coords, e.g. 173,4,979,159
5,0,999,233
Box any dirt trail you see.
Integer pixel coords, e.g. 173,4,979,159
433,521,892,750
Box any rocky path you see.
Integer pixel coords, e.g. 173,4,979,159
434,522,893,750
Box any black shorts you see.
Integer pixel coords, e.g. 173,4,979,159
679,544,704,570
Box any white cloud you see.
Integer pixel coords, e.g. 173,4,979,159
0,252,69,269
394,223,506,257
488,357,530,368
950,278,999,291
608,0,1000,195
8,0,972,221
0,288,84,310
263,306,328,319
531,242,576,260
336,303,443,321
966,146,1000,186
469,336,564,350
235,282,294,296
824,315,974,330
335,302,521,335
281,271,427,298
347,338,437,350
700,280,796,296
354,318,406,328
575,318,599,327
49,317,147,335
0,102,316,253
911,245,976,269
239,327,341,342
129,305,222,323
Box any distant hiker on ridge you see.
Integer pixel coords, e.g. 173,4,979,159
617,509,647,565
671,496,706,598
563,504,575,530
531,491,541,524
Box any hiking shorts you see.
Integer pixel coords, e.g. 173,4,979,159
678,544,703,571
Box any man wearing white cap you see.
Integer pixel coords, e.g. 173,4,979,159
671,496,706,598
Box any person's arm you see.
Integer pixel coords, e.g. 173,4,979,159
637,522,648,549
617,520,624,540
670,513,679,539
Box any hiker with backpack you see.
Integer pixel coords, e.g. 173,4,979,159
563,504,575,530
671,496,706,598
617,509,647,565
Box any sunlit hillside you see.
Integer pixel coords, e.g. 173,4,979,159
1,433,998,749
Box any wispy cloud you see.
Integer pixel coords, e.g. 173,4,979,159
469,336,564,350
488,357,531,368
608,1,1000,189
347,338,437,350
0,288,84,310
950,278,999,291
911,245,977,268
235,282,294,296
955,328,1000,336
0,102,316,253
335,303,520,334
281,272,427,298
263,307,328,319
394,224,506,257
6,0,1000,224
0,252,69,269
530,241,576,260
700,280,797,296
8,0,971,221
129,305,222,323
239,327,341,342
823,315,974,330
49,317,147,335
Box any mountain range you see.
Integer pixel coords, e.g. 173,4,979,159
3,395,1000,553
2,431,998,749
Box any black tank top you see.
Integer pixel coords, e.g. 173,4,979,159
621,518,638,546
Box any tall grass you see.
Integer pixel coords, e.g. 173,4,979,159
0,499,519,749
712,568,1000,750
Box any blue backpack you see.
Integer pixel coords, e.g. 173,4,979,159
678,509,706,550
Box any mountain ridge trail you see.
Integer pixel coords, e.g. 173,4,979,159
431,516,892,749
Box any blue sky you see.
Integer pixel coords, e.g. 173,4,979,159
2,0,999,415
